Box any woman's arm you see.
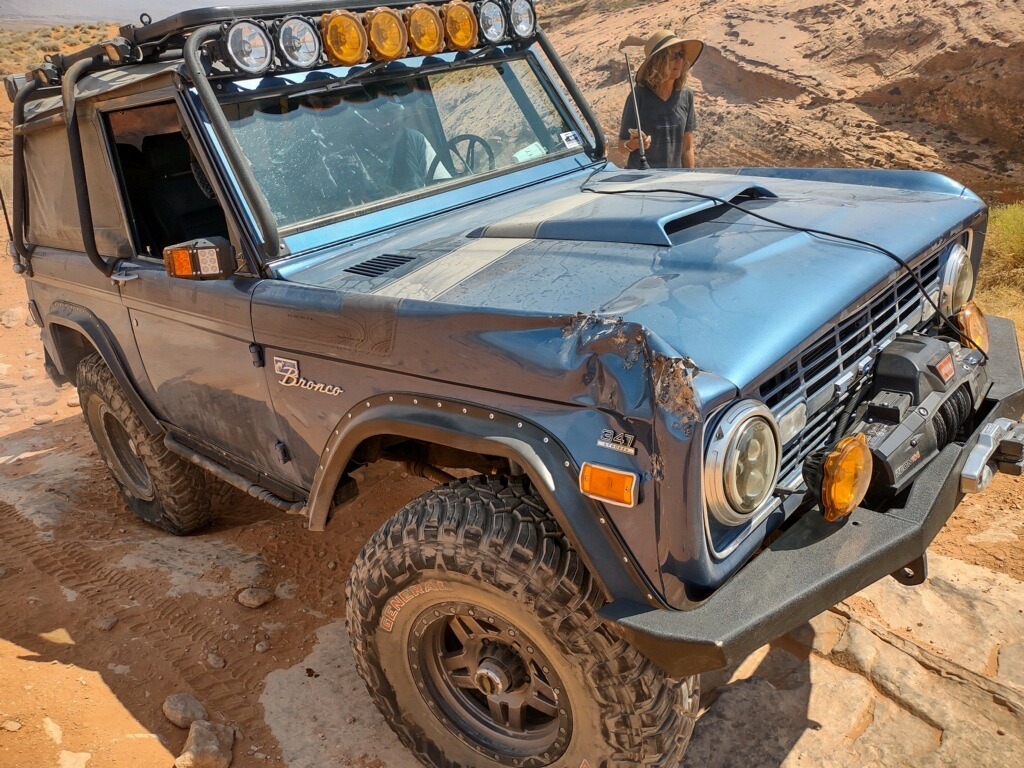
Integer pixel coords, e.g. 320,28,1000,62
682,131,695,168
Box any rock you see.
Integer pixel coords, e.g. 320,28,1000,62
206,653,226,669
67,396,81,408
255,640,271,653
327,561,337,570
22,371,37,381
174,720,234,768
163,692,208,729
91,615,118,632
237,588,274,609
33,393,58,407
1,307,27,329
2,720,22,732
33,416,53,426
997,643,1024,690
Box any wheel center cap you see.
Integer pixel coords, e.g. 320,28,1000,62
474,659,511,696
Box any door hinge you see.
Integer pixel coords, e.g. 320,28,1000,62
249,343,265,368
275,440,291,464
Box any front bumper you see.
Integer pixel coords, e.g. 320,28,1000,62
600,316,1024,677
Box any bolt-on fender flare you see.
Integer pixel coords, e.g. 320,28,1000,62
307,394,658,607
46,300,163,435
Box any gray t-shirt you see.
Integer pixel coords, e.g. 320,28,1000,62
619,85,696,169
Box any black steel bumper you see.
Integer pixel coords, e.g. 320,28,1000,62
601,316,1024,677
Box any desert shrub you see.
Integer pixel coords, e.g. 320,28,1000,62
979,203,1024,295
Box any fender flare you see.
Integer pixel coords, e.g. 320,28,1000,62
46,300,163,435
307,393,658,606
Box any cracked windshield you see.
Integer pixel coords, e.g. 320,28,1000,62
222,58,578,230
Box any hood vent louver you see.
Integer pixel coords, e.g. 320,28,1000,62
344,253,415,278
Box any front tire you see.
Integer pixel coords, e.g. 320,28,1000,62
346,475,699,768
77,353,218,535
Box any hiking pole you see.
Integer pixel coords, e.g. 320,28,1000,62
623,51,649,170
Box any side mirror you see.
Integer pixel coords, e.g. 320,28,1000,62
162,237,236,280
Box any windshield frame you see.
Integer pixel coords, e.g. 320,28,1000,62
190,45,592,261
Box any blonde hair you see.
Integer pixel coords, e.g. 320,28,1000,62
638,48,688,92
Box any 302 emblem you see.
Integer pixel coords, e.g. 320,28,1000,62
597,429,637,455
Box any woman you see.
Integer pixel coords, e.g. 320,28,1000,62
619,30,704,169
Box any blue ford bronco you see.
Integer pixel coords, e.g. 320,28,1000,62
5,2,1024,765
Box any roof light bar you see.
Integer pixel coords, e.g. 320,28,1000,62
321,10,369,66
275,16,322,69
221,19,273,75
441,1,479,51
509,0,536,39
365,7,409,61
406,4,445,56
477,0,508,44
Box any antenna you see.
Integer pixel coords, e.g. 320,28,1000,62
623,51,649,171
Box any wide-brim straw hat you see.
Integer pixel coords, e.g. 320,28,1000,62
636,29,704,82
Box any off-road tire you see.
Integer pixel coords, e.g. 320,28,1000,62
77,353,220,535
347,475,699,768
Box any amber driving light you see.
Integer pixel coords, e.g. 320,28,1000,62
322,10,369,66
804,433,873,522
365,7,408,61
580,463,638,508
406,4,445,55
441,1,479,50
954,301,990,354
162,238,236,281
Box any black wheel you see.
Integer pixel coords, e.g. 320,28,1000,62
77,353,219,535
347,475,699,768
427,133,496,180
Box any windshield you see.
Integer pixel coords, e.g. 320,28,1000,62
220,57,580,232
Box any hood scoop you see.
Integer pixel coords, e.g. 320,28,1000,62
471,176,777,247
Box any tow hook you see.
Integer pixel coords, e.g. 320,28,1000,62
960,418,1024,493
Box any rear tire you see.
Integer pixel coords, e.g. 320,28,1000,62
77,353,218,535
347,475,699,768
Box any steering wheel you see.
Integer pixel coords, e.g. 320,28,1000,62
427,133,496,181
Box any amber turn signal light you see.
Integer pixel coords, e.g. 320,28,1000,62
579,462,638,508
162,237,236,281
953,301,990,354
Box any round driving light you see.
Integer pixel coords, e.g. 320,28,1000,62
705,401,782,527
940,243,974,316
406,4,445,55
477,0,508,44
276,17,321,69
954,300,990,354
366,7,409,61
441,1,479,50
223,20,273,75
814,433,873,522
322,10,369,66
509,0,536,38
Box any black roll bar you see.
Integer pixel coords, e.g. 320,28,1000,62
183,26,282,262
536,28,606,161
11,78,40,275
63,56,119,277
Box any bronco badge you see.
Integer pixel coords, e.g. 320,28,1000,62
273,357,343,396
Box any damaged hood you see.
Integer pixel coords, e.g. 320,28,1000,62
284,170,984,391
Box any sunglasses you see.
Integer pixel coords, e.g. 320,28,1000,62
668,49,687,61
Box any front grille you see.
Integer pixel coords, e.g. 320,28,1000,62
762,246,945,485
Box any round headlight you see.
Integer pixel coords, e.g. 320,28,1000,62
224,20,273,75
705,401,781,526
940,243,974,317
322,10,369,66
277,17,321,69
441,1,479,50
509,0,536,38
477,0,507,44
366,7,409,61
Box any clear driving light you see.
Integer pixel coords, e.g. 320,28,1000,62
223,20,273,75
276,17,321,68
477,0,507,43
704,401,782,526
509,0,536,38
940,243,974,316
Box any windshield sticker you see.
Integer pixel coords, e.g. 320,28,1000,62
560,131,582,150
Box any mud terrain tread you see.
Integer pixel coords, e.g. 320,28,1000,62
76,353,216,535
346,475,698,768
